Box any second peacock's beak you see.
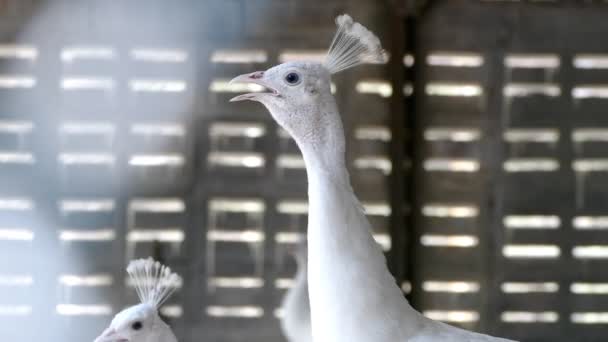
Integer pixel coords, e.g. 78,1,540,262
94,328,128,342
229,71,280,102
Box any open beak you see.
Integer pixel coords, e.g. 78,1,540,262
94,328,128,342
229,71,279,102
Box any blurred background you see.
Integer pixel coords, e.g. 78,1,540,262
0,0,607,341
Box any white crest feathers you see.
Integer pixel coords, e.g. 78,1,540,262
323,14,387,74
126,257,181,309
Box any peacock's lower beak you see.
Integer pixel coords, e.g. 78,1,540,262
229,71,279,102
94,328,128,342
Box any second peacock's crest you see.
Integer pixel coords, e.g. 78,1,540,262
323,14,388,74
126,257,182,309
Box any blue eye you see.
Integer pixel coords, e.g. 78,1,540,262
285,72,300,85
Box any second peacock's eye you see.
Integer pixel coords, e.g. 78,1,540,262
284,72,300,85
132,321,143,330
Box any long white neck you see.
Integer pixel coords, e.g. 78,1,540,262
294,98,423,342
292,95,349,188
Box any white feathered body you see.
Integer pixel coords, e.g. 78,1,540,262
306,169,516,342
280,259,312,342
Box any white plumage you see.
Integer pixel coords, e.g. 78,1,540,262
279,242,312,342
94,257,180,342
230,14,517,342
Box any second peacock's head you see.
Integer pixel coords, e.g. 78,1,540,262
94,303,159,342
93,257,181,342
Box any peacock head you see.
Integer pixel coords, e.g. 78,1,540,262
93,258,181,342
95,303,159,342
230,14,386,140
230,61,332,132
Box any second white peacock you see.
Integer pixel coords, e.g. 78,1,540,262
279,242,312,342
231,14,517,342
93,257,181,342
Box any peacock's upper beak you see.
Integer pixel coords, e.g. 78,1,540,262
229,71,279,102
94,327,128,342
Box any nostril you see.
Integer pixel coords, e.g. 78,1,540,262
249,71,264,79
